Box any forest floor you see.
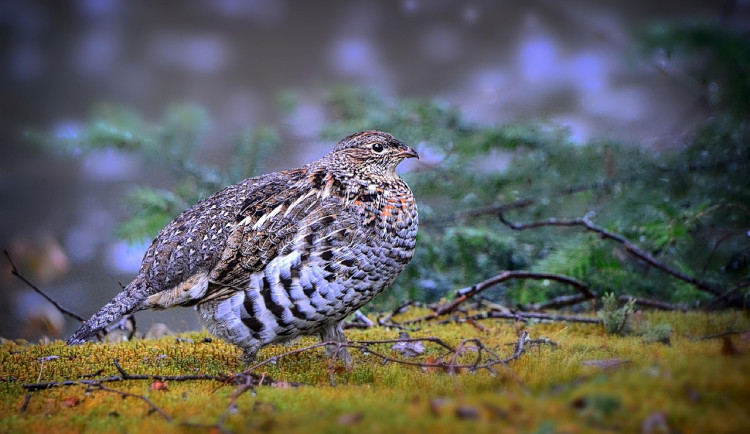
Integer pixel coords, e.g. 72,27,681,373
1,309,749,433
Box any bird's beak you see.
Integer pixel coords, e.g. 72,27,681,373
397,145,419,159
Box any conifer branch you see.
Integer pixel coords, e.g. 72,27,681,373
497,213,724,298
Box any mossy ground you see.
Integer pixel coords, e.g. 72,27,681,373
1,310,749,433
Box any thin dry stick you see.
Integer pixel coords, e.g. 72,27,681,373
24,359,232,391
704,281,750,310
440,310,602,325
242,342,329,374
214,373,263,434
88,383,173,422
240,333,531,379
4,250,86,322
353,331,530,373
328,344,342,386
354,336,456,352
523,292,682,312
20,394,32,413
618,295,682,311
523,293,591,311
691,329,750,341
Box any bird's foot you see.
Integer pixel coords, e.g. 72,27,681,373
325,343,353,366
241,348,258,367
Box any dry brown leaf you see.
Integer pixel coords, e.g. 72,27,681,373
149,381,168,391
421,355,441,374
61,396,80,408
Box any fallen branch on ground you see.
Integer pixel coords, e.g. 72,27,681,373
691,329,750,341
86,383,173,422
403,271,594,324
439,310,603,325
22,358,240,391
522,293,682,311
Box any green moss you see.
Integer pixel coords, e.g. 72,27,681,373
1,310,749,433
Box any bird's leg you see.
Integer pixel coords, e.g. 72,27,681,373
241,348,258,366
319,321,352,366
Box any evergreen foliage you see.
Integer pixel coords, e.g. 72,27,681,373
641,323,673,345
599,293,636,336
30,23,749,309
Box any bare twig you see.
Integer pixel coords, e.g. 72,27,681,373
3,250,86,322
372,301,424,330
356,336,456,353
243,342,336,374
440,310,602,325
23,358,232,391
619,295,683,311
422,176,641,227
213,372,279,434
88,383,173,422
404,271,593,324
424,199,534,225
704,281,750,310
497,213,724,297
691,329,750,341
523,292,682,312
20,394,32,413
523,293,592,311
239,332,532,380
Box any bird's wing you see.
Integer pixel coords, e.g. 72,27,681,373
202,168,361,301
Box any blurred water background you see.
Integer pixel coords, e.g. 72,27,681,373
1,0,747,340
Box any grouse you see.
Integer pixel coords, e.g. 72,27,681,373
67,130,419,363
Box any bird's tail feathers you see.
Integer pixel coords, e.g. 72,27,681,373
66,279,148,345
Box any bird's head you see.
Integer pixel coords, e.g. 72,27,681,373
332,130,419,176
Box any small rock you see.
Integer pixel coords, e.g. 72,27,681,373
642,411,671,434
429,398,451,416
455,405,481,420
145,323,172,339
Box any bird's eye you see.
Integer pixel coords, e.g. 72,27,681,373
371,143,384,153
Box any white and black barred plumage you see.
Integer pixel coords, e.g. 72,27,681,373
67,131,419,363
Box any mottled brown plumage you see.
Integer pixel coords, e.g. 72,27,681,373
67,131,419,363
